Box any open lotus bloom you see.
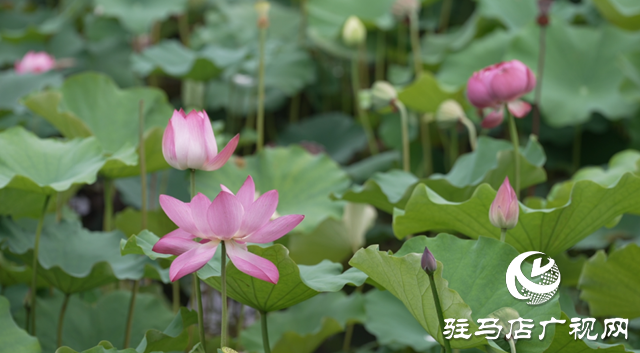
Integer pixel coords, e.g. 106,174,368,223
153,176,305,282
14,51,56,74
162,109,240,171
466,60,536,129
489,177,519,230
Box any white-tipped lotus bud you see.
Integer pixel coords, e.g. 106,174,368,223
255,1,270,28
436,99,465,125
392,0,421,20
371,81,398,110
342,16,367,47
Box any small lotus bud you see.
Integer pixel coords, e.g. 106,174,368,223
342,16,366,47
421,247,437,274
255,1,270,28
489,177,519,230
436,99,465,125
537,0,553,26
371,81,398,110
392,0,421,20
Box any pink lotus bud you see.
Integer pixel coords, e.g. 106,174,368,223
162,109,239,171
14,51,56,74
489,177,519,230
421,247,437,274
466,60,536,128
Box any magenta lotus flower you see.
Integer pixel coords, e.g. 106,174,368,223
153,175,305,282
466,60,536,129
162,109,240,171
489,177,519,230
14,51,56,74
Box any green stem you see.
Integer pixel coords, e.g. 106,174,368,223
189,169,206,352
439,127,451,172
30,195,50,336
256,27,267,152
178,13,190,47
123,280,139,348
57,293,70,348
409,10,422,77
397,23,406,65
103,179,113,232
260,311,271,353
236,304,245,348
459,116,477,150
506,109,521,196
139,100,147,230
428,273,452,353
449,126,458,168
573,124,582,173
532,26,547,137
172,281,180,313
420,115,433,177
375,30,385,81
438,0,453,33
351,53,378,155
55,192,62,223
221,242,228,348
397,102,410,172
509,338,517,353
500,228,507,243
342,320,355,353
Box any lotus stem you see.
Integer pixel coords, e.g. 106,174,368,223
123,280,139,348
221,241,228,348
178,13,190,47
459,116,477,150
256,26,267,152
103,179,113,231
260,310,271,353
506,109,521,196
449,126,458,169
438,0,453,33
427,272,452,353
30,195,50,336
342,319,355,353
236,304,245,349
573,124,582,173
420,114,433,177
375,30,385,81
397,101,410,172
397,23,406,64
509,338,517,353
500,228,507,243
57,293,70,347
532,26,548,137
190,169,207,352
351,52,378,155
409,10,422,77
55,192,62,223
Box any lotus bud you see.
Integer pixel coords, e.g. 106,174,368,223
14,51,56,74
342,16,366,47
436,99,465,125
537,0,553,26
255,0,270,28
489,177,519,230
421,247,437,274
371,81,398,110
392,0,421,20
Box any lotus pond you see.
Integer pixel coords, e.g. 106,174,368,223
1,0,640,353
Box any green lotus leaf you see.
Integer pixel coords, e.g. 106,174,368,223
240,292,365,353
394,173,640,256
287,203,376,265
573,214,640,251
199,244,367,312
349,244,484,349
131,40,222,81
363,289,439,352
0,127,106,194
56,341,135,353
119,230,172,261
336,136,546,213
0,253,48,288
195,146,350,233
22,73,173,178
277,113,367,164
578,244,640,319
421,13,479,65
544,312,636,353
593,0,640,31
361,234,560,352
307,0,395,39
114,208,177,239
0,217,168,293
0,71,62,113
27,290,175,353
476,0,537,30
134,307,197,353
398,72,466,114
554,252,587,287
93,0,187,35
0,295,40,353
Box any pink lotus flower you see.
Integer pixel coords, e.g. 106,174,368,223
489,177,519,230
162,109,240,171
153,176,305,282
466,60,536,129
14,51,56,74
